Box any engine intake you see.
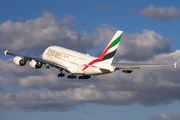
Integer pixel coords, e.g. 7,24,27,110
14,56,26,66
30,60,42,69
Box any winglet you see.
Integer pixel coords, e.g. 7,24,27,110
174,62,177,68
4,50,8,56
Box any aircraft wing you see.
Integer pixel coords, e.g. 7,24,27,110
112,63,177,70
4,50,69,71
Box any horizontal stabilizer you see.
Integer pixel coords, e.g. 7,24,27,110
112,62,177,70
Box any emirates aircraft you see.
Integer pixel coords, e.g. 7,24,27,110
4,31,176,79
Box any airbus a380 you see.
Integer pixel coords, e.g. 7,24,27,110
4,30,177,79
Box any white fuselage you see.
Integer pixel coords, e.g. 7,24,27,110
42,46,115,75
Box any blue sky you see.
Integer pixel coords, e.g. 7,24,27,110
1,0,180,120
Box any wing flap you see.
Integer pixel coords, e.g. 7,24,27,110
112,63,177,70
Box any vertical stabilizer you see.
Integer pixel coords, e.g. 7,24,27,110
83,30,123,71
99,30,123,64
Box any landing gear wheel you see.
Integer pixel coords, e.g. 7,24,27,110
79,75,91,79
58,73,65,77
67,74,77,79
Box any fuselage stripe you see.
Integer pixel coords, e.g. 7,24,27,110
83,33,122,71
99,43,112,60
102,49,117,61
109,33,122,50
82,43,112,71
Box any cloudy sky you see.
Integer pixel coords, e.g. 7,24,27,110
0,0,180,120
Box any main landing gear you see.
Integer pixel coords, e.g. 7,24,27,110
57,69,91,79
58,69,65,77
58,72,65,77
67,75,90,79
78,75,91,79
67,74,77,79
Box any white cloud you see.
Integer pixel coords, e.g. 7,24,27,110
147,113,180,120
92,25,171,61
0,49,179,111
0,90,77,111
118,29,171,61
107,91,137,100
0,12,93,55
0,12,179,111
139,5,180,21
92,24,116,46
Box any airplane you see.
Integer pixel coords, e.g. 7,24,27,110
4,30,177,79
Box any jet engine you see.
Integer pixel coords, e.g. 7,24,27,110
30,60,42,69
14,56,26,66
121,70,133,73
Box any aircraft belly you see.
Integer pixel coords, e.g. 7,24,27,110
67,64,79,74
82,67,112,75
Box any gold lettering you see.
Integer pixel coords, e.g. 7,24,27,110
47,48,61,59
54,52,57,57
58,53,62,58
62,54,69,58
47,49,51,55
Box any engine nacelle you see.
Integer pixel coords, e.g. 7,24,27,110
30,60,42,69
121,70,133,73
14,56,26,66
